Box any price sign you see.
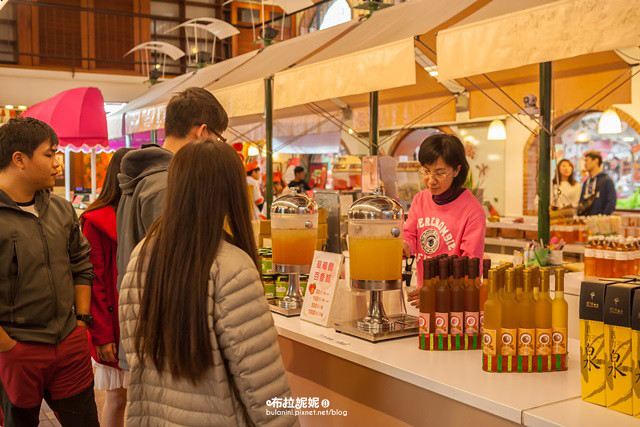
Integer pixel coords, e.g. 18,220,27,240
300,251,343,327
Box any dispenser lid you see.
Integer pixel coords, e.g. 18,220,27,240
271,187,318,215
348,189,404,220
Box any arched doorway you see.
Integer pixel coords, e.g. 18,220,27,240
523,108,640,214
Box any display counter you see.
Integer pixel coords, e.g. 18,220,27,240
522,397,639,427
274,314,582,426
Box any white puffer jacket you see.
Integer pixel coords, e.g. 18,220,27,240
119,239,298,427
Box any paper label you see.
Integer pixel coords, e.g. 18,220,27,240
584,248,596,257
605,251,615,260
595,249,605,259
450,312,464,335
300,251,344,327
464,311,479,335
500,328,517,355
483,329,497,355
418,313,430,336
435,312,449,334
536,328,553,355
552,327,567,354
275,284,287,298
615,251,629,261
517,328,536,356
479,310,485,334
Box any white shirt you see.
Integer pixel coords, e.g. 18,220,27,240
246,176,264,220
17,200,38,216
553,181,581,208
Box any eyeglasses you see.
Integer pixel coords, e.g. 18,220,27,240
195,123,227,143
419,167,453,181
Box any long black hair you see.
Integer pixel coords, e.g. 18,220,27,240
554,159,577,186
418,133,470,189
82,148,133,215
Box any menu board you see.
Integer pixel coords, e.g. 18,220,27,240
300,251,344,327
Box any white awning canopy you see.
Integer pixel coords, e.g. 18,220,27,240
436,0,640,81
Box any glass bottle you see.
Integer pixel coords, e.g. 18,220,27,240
450,259,465,336
535,268,553,356
419,259,436,336
482,269,502,356
500,269,519,356
435,258,451,334
464,258,480,336
518,269,537,356
551,268,568,355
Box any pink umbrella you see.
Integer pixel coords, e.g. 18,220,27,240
23,87,108,201
23,87,108,152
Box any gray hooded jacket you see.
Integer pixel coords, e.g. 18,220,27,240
116,146,173,369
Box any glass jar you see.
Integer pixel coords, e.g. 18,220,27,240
271,189,319,267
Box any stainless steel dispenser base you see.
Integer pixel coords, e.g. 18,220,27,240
334,315,419,342
268,299,302,317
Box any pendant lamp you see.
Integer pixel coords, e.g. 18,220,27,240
487,119,506,140
598,109,622,134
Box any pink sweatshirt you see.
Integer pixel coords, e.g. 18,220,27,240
404,189,486,285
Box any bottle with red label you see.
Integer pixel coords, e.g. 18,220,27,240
499,269,518,356
435,257,451,334
464,258,480,335
419,259,436,336
450,259,465,336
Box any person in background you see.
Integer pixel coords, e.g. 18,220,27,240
0,117,98,426
119,139,297,426
116,87,228,372
273,172,289,197
246,161,265,220
579,151,617,215
403,134,486,307
288,166,311,192
551,159,581,208
80,148,132,427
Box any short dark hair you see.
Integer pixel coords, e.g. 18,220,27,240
294,166,305,175
165,87,229,138
0,117,58,171
418,133,469,190
585,151,603,166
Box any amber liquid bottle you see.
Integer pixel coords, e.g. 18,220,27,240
482,269,502,356
515,265,525,302
613,236,627,278
419,259,435,336
480,259,491,334
595,235,606,277
450,259,465,336
464,258,480,335
583,236,596,277
603,237,615,278
461,256,470,285
531,266,540,300
500,269,518,356
435,258,451,334
535,268,553,356
517,270,536,356
552,268,568,355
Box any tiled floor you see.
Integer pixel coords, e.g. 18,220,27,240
38,389,106,426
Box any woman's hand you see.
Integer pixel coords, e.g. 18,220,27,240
403,241,411,259
97,343,118,363
407,288,420,308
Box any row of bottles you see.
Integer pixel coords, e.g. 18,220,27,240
483,266,568,356
584,235,640,278
419,255,491,337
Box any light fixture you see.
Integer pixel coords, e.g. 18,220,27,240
623,136,635,142
5,105,13,110
18,105,27,110
428,70,439,77
248,146,260,156
154,64,161,70
487,119,506,140
598,109,622,134
348,128,354,135
576,131,590,143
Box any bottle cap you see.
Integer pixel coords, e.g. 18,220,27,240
423,259,431,281
453,258,464,280
439,258,449,280
468,258,480,279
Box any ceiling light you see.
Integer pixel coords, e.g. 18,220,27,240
248,146,260,156
487,119,506,140
18,105,27,110
623,136,635,142
576,131,590,143
428,70,439,77
5,105,13,110
598,109,622,134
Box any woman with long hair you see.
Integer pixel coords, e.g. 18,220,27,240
119,139,296,426
80,147,133,427
552,158,581,208
403,134,486,307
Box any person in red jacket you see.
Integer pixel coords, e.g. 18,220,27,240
81,148,132,427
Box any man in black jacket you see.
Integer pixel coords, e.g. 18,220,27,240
0,118,98,426
579,151,617,215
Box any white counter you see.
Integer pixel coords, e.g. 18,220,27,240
273,314,581,425
523,397,639,427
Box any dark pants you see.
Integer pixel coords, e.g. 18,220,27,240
0,326,99,427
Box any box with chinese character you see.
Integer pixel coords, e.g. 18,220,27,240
580,279,611,406
632,288,640,418
604,283,640,415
